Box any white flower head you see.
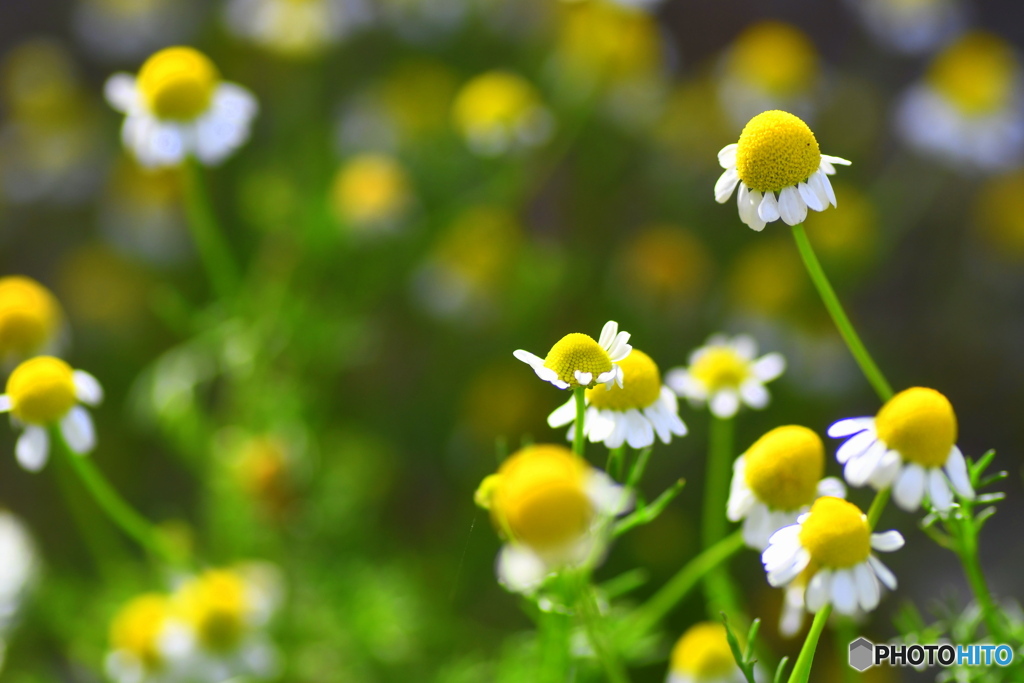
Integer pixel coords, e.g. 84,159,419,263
727,425,846,550
715,110,850,231
666,334,784,419
828,387,974,513
105,46,258,169
514,320,632,391
548,348,687,450
763,497,904,618
0,356,103,472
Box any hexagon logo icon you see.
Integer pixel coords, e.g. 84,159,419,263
849,637,874,672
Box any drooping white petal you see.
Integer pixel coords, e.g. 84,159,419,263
944,446,974,499
798,181,825,212
827,417,873,438
844,439,887,487
806,170,833,210
893,463,927,511
595,369,618,388
780,583,806,637
816,477,847,499
836,429,877,465
830,569,858,615
547,398,577,428
587,471,633,516
818,170,838,207
758,192,781,222
718,143,738,168
928,468,953,512
752,353,785,382
778,185,808,225
497,545,550,594
624,410,654,450
715,168,741,203
104,74,138,113
0,395,10,412
709,390,740,419
853,562,880,612
738,380,769,409
767,547,810,587
731,335,758,360
738,185,766,231
805,570,832,612
868,555,898,591
868,450,902,489
575,370,593,386
61,407,96,454
870,530,905,552
766,522,802,548
15,426,49,472
73,371,104,406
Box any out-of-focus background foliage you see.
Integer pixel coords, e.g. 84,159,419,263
1,0,1024,681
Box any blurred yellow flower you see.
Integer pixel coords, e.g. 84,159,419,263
802,182,878,268
330,153,412,231
177,570,250,651
728,238,804,316
452,71,552,156
235,435,296,521
0,276,63,363
378,60,457,139
224,0,367,57
553,0,662,85
668,621,744,683
616,224,712,306
928,32,1017,116
974,170,1024,258
726,21,819,98
108,594,174,676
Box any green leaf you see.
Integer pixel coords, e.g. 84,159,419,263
720,613,758,683
611,479,684,537
599,569,649,600
774,657,790,683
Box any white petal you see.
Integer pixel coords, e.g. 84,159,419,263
827,417,873,438
868,450,902,489
739,380,769,409
805,570,831,612
607,331,632,361
16,426,49,472
944,446,974,499
624,410,654,449
853,562,880,612
575,370,593,386
778,185,808,225
766,522,802,548
927,468,953,512
767,548,810,587
821,154,852,167
806,170,833,210
718,143,738,168
497,546,549,594
709,390,740,419
513,349,544,368
61,407,96,454
868,555,897,591
738,185,766,231
843,439,886,487
816,477,846,499
547,398,577,428
830,569,858,615
798,181,825,212
870,530,905,552
758,192,781,222
0,395,10,412
596,369,618,386
752,353,785,382
818,170,837,207
104,73,138,113
731,335,757,360
599,321,618,349
835,429,876,465
780,584,806,637
893,463,927,511
715,168,740,203
587,471,633,516
73,371,104,406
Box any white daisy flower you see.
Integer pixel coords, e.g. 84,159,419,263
715,110,851,231
106,592,192,683
666,334,784,419
514,320,632,391
828,387,974,513
548,349,686,450
846,0,965,55
667,621,747,683
894,32,1024,172
475,444,630,594
727,425,846,550
763,497,904,617
224,0,369,58
452,71,553,157
105,46,258,169
0,356,103,472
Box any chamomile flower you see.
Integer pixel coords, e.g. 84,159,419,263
452,71,553,156
105,46,258,168
895,32,1024,171
763,497,904,616
329,153,413,233
847,0,965,55
548,349,687,450
828,387,974,513
727,426,846,550
0,357,103,472
514,321,632,391
106,593,189,683
475,444,629,594
0,276,64,364
715,110,851,231
224,0,369,58
666,334,784,419
667,622,746,683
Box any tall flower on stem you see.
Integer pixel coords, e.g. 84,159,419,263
514,320,631,391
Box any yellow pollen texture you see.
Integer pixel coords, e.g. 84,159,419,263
735,110,821,194
587,349,661,411
744,425,823,510
875,387,956,468
137,46,219,121
177,570,249,652
929,32,1016,115
670,622,737,678
491,444,592,550
689,347,750,392
799,497,870,569
110,593,170,670
7,356,77,425
0,276,60,358
543,333,612,388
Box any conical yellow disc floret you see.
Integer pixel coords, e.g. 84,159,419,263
690,347,750,392
875,387,956,468
670,622,737,678
799,497,870,569
137,47,219,121
7,356,77,425
490,444,591,550
543,333,613,388
110,593,171,670
729,21,819,96
735,110,821,194
176,569,249,651
744,425,824,510
928,32,1016,115
0,276,60,358
587,349,660,411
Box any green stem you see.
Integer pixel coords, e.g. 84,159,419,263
957,515,1009,643
183,158,240,300
790,223,894,402
866,488,890,529
538,608,572,683
54,430,184,567
629,530,745,638
578,583,631,683
607,446,626,480
703,415,734,548
787,606,831,683
573,387,586,457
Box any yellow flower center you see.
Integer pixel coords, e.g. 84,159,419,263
543,333,614,388
735,110,821,194
875,387,957,468
0,276,61,359
331,154,410,226
928,32,1017,116
452,71,540,133
728,21,819,96
799,497,871,569
490,444,592,550
6,356,77,425
176,569,250,652
689,346,751,393
670,622,738,678
110,593,171,671
137,46,220,121
586,349,661,411
744,425,823,511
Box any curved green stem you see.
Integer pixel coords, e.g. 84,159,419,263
790,223,894,402
957,512,1010,643
578,583,631,683
787,606,831,683
573,387,586,457
703,415,734,549
183,158,240,300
